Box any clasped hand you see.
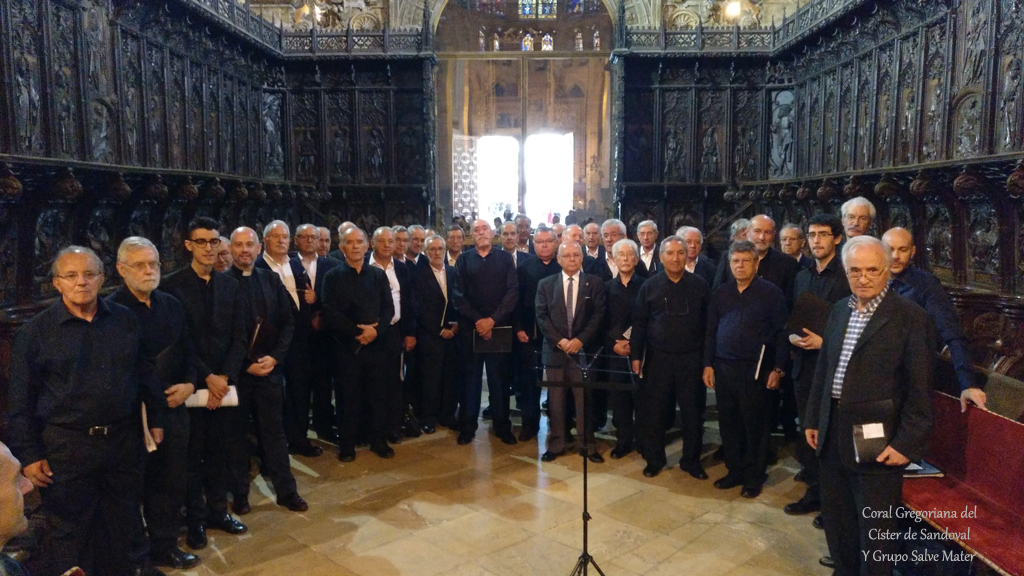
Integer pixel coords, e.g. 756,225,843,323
356,322,379,345
557,338,583,354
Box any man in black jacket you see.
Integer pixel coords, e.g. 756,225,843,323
109,237,199,570
805,236,934,576
514,228,561,441
785,214,849,518
636,220,660,276
162,217,248,550
322,227,396,461
676,226,716,287
227,227,308,514
414,235,461,433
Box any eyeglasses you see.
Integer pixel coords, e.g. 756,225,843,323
188,238,222,248
55,271,103,282
806,232,834,239
844,215,872,224
125,261,161,272
295,234,317,241
846,267,885,280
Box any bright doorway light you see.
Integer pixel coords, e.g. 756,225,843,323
477,135,521,222
724,1,742,19
524,132,573,225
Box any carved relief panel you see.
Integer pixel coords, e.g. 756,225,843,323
237,83,250,177
697,91,726,182
896,32,920,166
822,71,837,174
10,0,44,156
222,76,235,174
966,201,1000,286
732,90,760,182
996,0,1024,153
263,92,285,180
921,22,948,162
359,91,390,184
205,72,219,172
168,55,186,169
327,92,353,184
52,3,81,160
856,54,875,170
84,4,114,165
875,43,896,168
144,43,165,167
623,89,654,182
395,92,426,184
768,90,795,179
838,65,855,173
188,64,204,171
925,202,954,279
292,91,319,183
807,78,821,175
662,89,691,183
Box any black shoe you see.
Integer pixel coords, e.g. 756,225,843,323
740,485,762,498
714,474,744,490
713,446,725,460
794,469,807,483
278,493,309,512
288,443,324,457
587,452,604,464
541,451,561,462
643,463,663,478
812,513,824,529
819,556,835,568
422,424,436,434
207,513,248,535
783,497,821,516
518,428,538,442
386,431,404,444
371,442,395,458
482,406,493,419
610,445,632,459
680,465,708,480
231,497,251,516
152,546,200,569
338,446,356,462
497,431,518,445
457,432,474,445
186,525,207,550
402,421,422,438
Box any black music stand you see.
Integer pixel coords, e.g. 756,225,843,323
538,348,638,576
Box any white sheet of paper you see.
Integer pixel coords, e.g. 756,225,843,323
862,423,885,440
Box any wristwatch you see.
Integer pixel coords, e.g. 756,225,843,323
772,368,785,377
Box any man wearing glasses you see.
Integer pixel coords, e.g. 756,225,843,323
8,246,168,576
841,196,875,238
108,237,200,570
630,236,711,479
785,214,851,523
162,217,249,550
804,236,934,576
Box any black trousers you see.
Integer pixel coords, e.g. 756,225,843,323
186,404,232,525
382,329,405,434
461,347,512,436
794,365,820,502
819,402,905,576
638,349,704,469
284,331,315,446
515,337,544,433
714,359,771,486
608,353,635,449
311,331,337,436
143,406,190,550
417,332,459,427
38,422,146,576
335,342,388,449
229,373,298,500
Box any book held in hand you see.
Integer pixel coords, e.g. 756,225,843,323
853,421,889,464
185,385,239,408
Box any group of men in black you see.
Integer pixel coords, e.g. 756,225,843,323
5,195,988,576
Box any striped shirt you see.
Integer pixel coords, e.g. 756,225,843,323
831,286,889,399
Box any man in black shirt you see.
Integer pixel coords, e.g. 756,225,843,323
513,228,560,441
162,217,249,550
227,227,308,514
453,219,519,446
712,214,798,306
630,236,710,479
604,239,645,459
9,246,168,576
785,214,850,517
703,241,789,498
108,237,199,570
321,227,396,461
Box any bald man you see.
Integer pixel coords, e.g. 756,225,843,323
882,227,986,411
9,246,169,576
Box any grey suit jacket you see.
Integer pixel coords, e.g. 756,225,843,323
535,272,606,368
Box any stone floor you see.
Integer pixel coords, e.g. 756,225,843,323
165,417,830,576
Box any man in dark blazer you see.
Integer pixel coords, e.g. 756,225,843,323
780,224,814,270
583,222,603,260
414,235,461,433
226,227,308,514
604,239,645,459
583,219,627,282
321,227,396,461
536,241,606,462
161,217,248,549
804,235,934,576
327,221,357,261
636,220,660,276
785,214,849,518
676,226,716,287
289,224,340,445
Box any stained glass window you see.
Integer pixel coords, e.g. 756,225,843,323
522,33,534,50
518,0,533,16
541,34,553,50
518,0,556,18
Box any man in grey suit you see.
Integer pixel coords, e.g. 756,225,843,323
535,242,607,463
804,235,934,576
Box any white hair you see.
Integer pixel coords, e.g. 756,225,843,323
372,226,393,242
601,218,627,236
611,238,639,259
730,218,750,237
675,226,704,244
841,235,892,269
262,220,289,239
636,220,658,234
408,225,426,234
425,234,446,251
841,196,877,220
117,236,158,263
52,245,104,277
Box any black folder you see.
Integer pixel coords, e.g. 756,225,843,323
473,326,513,354
786,292,833,338
155,340,187,384
246,316,279,362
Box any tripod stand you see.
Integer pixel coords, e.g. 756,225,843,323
540,349,637,576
